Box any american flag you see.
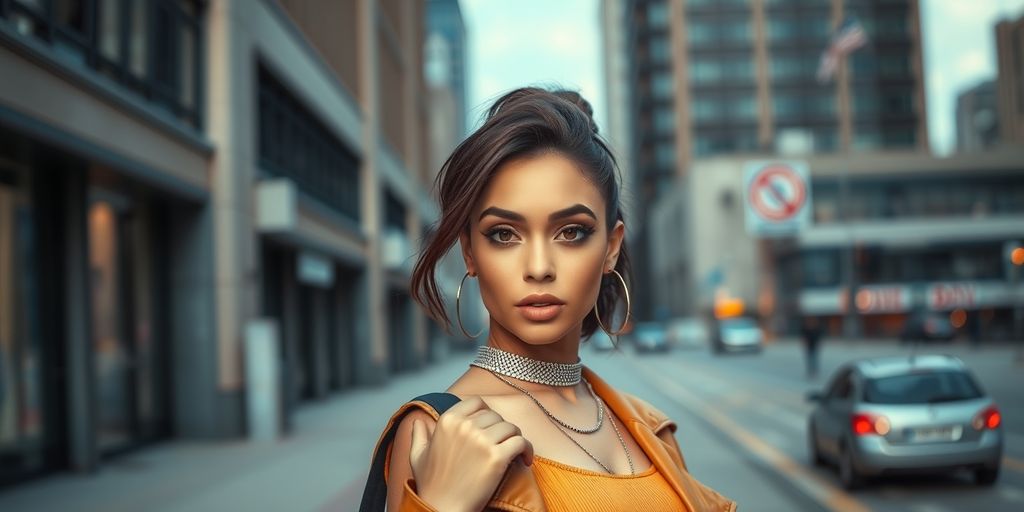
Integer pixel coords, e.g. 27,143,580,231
816,17,868,83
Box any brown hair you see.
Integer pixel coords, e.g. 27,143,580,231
410,87,632,338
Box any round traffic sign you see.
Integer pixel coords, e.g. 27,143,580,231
748,164,807,222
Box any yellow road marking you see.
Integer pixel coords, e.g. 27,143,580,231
629,357,872,512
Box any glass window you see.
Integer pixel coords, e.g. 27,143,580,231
97,0,121,61
854,92,878,116
876,13,907,38
772,94,801,120
687,21,715,46
0,167,45,478
54,0,87,36
259,66,362,221
802,249,841,287
689,59,721,84
771,55,802,80
813,128,838,152
649,37,670,64
809,93,836,117
864,371,982,405
853,130,881,150
719,58,754,82
883,128,915,148
655,142,676,169
654,109,676,133
691,99,720,122
721,19,751,44
647,2,669,29
2,0,202,128
882,92,914,115
651,70,674,99
728,97,757,121
879,54,909,77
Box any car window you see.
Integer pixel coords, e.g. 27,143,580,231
723,318,755,329
825,368,850,400
863,370,983,404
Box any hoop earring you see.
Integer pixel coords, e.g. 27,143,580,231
456,271,484,339
593,269,631,336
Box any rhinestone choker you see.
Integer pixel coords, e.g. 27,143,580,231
470,345,582,387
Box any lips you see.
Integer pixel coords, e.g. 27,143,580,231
516,294,566,307
516,294,566,322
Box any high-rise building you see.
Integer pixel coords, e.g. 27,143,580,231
606,0,928,320
956,80,1000,151
0,0,451,484
426,0,469,137
995,13,1024,147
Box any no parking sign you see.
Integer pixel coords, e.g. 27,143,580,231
743,160,812,237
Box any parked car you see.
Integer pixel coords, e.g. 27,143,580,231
588,329,617,352
806,355,1003,490
629,322,669,353
711,317,763,354
900,312,955,343
667,317,709,350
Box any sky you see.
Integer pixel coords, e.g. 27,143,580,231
461,0,1024,156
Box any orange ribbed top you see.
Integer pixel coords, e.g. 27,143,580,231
530,455,685,511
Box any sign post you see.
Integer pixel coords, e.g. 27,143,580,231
743,160,812,237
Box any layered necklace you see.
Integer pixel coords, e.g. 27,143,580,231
470,345,636,475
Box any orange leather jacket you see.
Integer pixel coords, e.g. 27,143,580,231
378,366,738,512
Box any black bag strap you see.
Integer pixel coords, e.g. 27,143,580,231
359,392,461,512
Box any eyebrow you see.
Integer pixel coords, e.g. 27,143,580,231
478,204,597,223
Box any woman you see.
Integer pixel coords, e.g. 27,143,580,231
378,88,736,511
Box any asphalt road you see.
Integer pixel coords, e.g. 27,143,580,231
613,338,1024,512
2,338,1020,511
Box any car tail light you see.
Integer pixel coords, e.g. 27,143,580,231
851,412,891,436
972,405,1001,430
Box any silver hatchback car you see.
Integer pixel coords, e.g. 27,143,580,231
806,354,1003,489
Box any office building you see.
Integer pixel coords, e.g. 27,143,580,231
605,0,928,320
0,0,454,484
956,80,1000,152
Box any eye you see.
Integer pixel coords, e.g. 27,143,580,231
557,225,595,243
484,227,519,245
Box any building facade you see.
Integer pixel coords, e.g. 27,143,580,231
955,80,1000,152
648,149,1024,341
608,0,928,320
0,0,455,485
995,13,1024,147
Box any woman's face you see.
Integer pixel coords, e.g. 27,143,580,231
461,151,624,348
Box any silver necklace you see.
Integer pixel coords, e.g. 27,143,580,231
489,371,604,433
487,370,636,475
470,345,582,387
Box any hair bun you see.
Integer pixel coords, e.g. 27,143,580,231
553,90,598,135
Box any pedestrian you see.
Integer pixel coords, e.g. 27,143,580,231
361,88,735,511
801,316,823,379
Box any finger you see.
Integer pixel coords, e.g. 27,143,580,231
481,421,522,445
409,419,429,470
445,396,490,418
467,409,504,430
496,435,534,467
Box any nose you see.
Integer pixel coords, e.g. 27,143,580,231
523,238,555,283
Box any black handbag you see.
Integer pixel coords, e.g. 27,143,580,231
359,393,461,512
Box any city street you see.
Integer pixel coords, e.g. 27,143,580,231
1,338,1021,511
625,339,1024,512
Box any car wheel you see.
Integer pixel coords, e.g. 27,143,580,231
974,465,1000,486
808,423,826,467
838,442,863,490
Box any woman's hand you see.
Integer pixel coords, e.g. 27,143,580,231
408,396,534,512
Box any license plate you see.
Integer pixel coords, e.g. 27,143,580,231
909,425,962,443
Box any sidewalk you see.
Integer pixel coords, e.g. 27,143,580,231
0,352,477,512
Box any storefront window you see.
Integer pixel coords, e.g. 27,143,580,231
0,167,44,479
